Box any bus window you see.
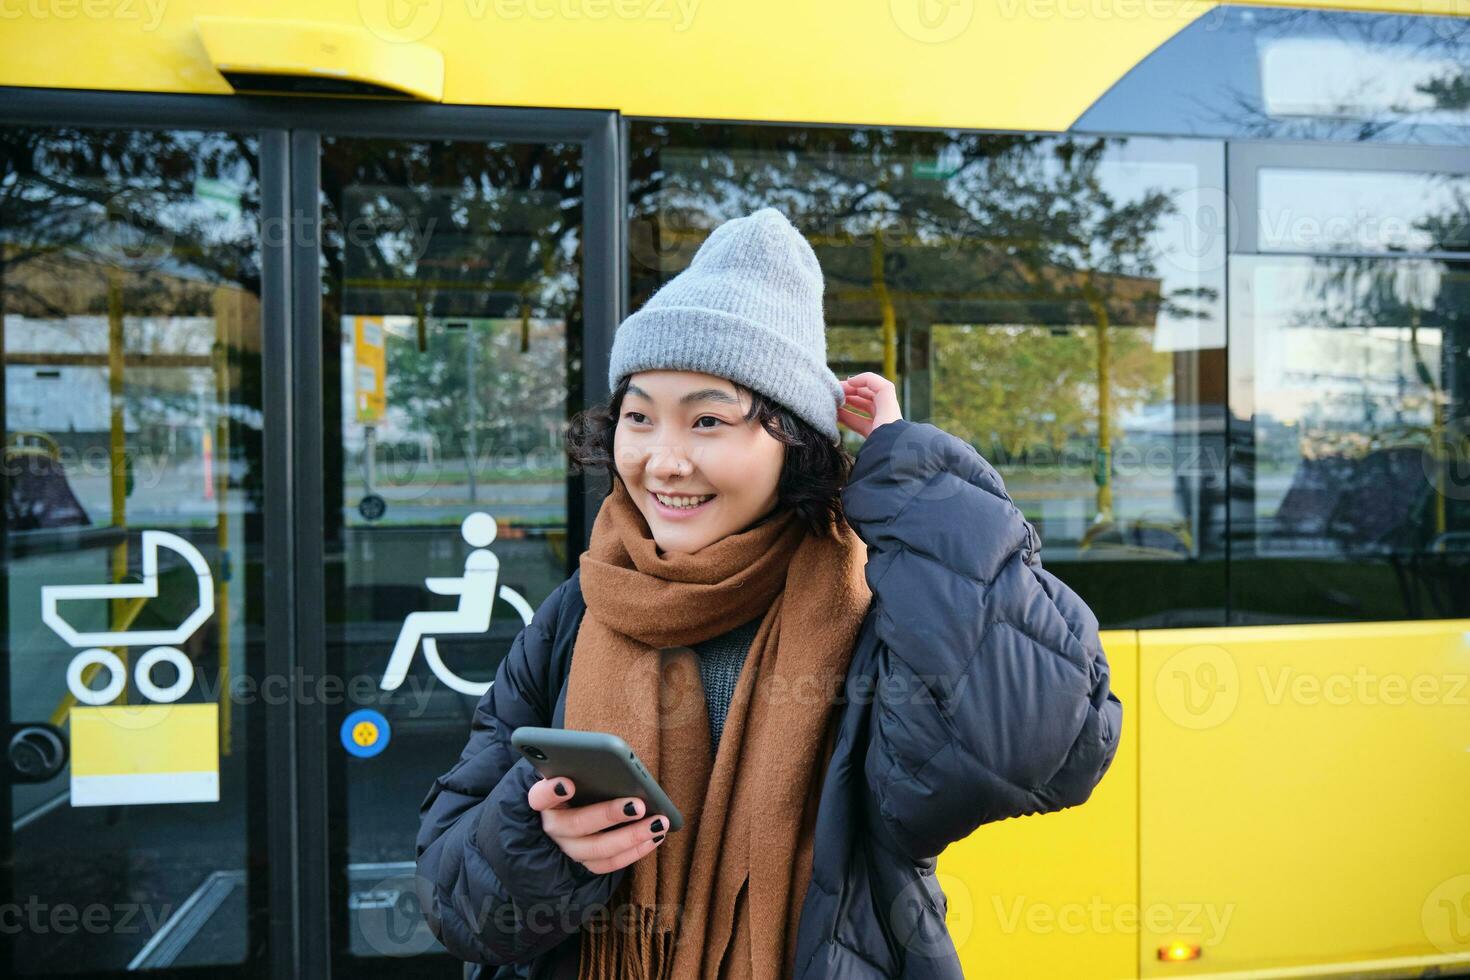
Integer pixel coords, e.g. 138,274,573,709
1074,5,1470,146
1256,168,1470,256
629,123,1228,629
1229,254,1470,623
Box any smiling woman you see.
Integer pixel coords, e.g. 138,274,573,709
567,369,855,550
417,209,1119,980
615,371,786,556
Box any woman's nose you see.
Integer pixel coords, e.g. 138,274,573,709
646,444,693,480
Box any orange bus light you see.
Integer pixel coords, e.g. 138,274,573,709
1158,942,1202,961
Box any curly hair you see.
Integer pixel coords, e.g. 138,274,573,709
566,374,854,537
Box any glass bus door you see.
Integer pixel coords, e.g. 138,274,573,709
303,112,618,978
3,100,620,980
2,120,282,976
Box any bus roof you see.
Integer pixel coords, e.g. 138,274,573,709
0,0,1464,132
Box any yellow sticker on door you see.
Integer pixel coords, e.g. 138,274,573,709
69,704,220,806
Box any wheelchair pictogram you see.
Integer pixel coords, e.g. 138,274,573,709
379,512,532,697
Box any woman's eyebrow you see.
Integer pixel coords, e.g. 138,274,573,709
626,384,739,406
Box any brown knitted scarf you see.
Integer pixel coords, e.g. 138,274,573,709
566,476,871,979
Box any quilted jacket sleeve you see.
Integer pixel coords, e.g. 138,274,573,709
415,575,627,965
841,419,1123,863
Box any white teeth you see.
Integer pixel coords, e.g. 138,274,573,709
655,493,714,509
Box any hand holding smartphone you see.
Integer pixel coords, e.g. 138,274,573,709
512,727,683,874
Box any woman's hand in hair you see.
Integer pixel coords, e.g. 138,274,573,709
838,372,903,439
527,776,669,874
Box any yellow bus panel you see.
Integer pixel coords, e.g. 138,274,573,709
1139,620,1470,979
940,629,1139,979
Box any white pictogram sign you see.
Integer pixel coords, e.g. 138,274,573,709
41,530,220,807
380,512,533,697
43,530,214,652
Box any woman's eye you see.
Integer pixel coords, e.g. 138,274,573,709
622,411,721,428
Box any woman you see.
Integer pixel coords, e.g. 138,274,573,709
416,208,1123,980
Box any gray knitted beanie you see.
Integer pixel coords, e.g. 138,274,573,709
608,207,844,442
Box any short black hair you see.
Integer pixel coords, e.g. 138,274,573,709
565,374,854,537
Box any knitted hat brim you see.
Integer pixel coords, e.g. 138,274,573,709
610,305,843,443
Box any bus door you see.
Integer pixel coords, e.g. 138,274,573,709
1,114,282,977
2,98,619,980
301,110,620,979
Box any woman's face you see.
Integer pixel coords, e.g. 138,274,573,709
613,369,786,556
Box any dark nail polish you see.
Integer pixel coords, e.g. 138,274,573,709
649,818,664,833
623,801,638,816
653,834,665,843
554,782,568,797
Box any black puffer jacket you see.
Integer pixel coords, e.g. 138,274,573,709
416,418,1123,979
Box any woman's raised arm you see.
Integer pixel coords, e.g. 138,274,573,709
840,418,1123,864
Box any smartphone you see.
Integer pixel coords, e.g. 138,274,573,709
510,727,685,832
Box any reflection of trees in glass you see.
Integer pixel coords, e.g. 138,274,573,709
1,129,262,294
1419,68,1470,114
0,128,264,517
931,325,1167,463
629,126,1212,523
320,139,582,471
1202,8,1470,143
1291,253,1470,545
937,138,1207,522
384,319,566,464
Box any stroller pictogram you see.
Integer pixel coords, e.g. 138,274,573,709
40,529,221,807
380,512,533,697
42,529,214,705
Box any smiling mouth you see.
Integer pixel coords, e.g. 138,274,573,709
649,490,717,515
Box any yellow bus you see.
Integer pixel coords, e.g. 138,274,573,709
2,2,1468,978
